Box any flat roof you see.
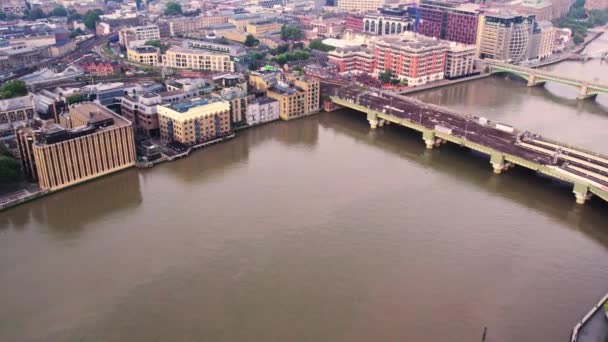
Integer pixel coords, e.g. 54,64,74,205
69,102,131,127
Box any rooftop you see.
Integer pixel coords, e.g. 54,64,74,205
168,97,222,113
253,96,278,105
69,102,131,128
0,94,33,112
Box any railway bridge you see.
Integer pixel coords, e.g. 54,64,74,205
329,86,608,205
487,62,608,100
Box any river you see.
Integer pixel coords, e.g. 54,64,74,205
1,38,608,342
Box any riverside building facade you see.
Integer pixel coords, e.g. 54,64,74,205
157,98,232,145
29,103,136,191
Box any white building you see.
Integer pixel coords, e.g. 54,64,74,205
246,97,279,126
119,25,161,48
444,42,477,79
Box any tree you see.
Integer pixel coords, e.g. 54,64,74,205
0,80,27,99
67,9,81,22
244,34,259,47
83,9,103,30
49,6,68,17
164,1,182,16
280,24,303,41
66,94,85,104
275,43,289,54
24,8,46,20
0,9,6,21
0,155,22,184
70,28,85,38
378,70,393,84
309,39,335,52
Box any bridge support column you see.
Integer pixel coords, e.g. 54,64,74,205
577,83,597,100
490,153,506,174
378,119,386,127
573,183,591,205
367,110,378,129
422,130,436,150
527,74,536,87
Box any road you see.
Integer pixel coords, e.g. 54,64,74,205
332,85,608,189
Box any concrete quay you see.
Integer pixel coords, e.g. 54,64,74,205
330,87,608,205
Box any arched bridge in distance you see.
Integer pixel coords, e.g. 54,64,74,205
486,62,608,100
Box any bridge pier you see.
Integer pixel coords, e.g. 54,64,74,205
367,110,379,129
490,153,506,174
378,119,386,127
577,83,597,100
526,74,545,87
422,130,437,149
573,183,591,205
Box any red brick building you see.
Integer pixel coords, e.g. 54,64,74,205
345,15,364,32
79,61,119,76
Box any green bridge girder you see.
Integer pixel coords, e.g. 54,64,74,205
330,96,608,205
488,64,608,95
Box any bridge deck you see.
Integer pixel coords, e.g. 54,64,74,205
330,85,608,203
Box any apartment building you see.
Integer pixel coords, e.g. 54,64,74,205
328,46,375,74
120,92,162,137
476,13,536,63
163,47,235,72
374,36,447,86
119,25,161,48
336,0,386,13
246,20,282,36
219,87,249,129
184,39,246,58
246,97,279,126
127,45,160,66
27,103,135,191
266,76,320,121
157,98,232,144
0,94,35,140
362,14,414,36
409,1,481,45
444,42,476,79
0,0,27,15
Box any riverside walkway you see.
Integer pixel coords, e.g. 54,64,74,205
330,86,608,205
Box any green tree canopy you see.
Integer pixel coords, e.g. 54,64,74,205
272,50,310,65
49,6,68,17
164,1,183,16
281,24,303,41
0,80,27,99
0,155,22,184
83,9,103,30
67,9,81,22
0,9,6,21
378,70,393,84
24,8,46,20
244,34,259,47
309,39,335,52
67,94,85,104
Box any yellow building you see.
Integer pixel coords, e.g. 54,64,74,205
246,20,281,36
221,30,248,44
163,46,235,72
127,46,161,66
31,103,136,191
267,76,320,121
157,98,232,144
